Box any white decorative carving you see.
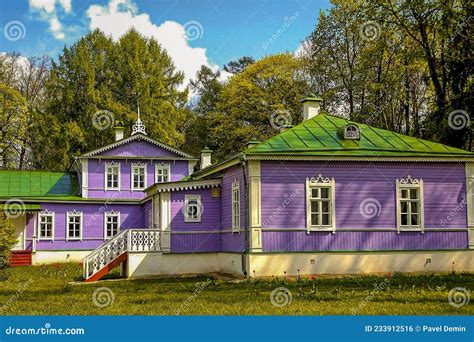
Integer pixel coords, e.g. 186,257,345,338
105,209,119,216
40,209,53,215
105,161,120,167
307,174,332,184
131,107,147,135
67,209,82,216
132,162,147,168
397,175,422,184
83,229,161,280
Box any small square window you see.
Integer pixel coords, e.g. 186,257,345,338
184,195,202,222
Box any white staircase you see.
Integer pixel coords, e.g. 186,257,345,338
83,229,161,282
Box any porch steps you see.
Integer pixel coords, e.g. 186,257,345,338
10,251,32,267
84,252,127,283
83,229,160,282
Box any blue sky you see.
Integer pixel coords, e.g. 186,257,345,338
0,0,330,85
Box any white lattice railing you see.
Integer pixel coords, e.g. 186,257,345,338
83,229,161,280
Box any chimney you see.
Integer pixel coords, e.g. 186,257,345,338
200,147,213,169
114,121,125,141
301,96,323,121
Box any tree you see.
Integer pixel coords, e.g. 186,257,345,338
0,83,28,169
209,54,310,161
185,66,224,155
0,216,17,267
223,56,255,74
44,29,189,169
372,0,473,148
0,54,51,169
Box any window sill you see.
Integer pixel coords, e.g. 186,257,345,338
307,227,336,233
397,227,424,233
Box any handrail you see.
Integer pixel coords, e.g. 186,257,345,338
83,229,161,280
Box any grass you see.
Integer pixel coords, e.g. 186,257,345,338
0,263,472,315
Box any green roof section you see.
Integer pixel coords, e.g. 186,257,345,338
0,170,80,199
1,203,41,212
245,113,474,158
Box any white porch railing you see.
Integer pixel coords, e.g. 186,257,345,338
83,229,161,280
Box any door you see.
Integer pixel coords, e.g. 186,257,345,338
11,215,26,250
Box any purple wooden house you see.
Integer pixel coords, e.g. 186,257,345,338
1,98,473,280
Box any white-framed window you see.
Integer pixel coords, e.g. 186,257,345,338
105,162,120,190
306,174,336,232
155,163,170,183
104,211,120,240
396,175,424,231
344,124,360,140
131,162,147,190
38,209,54,240
232,180,240,232
66,210,82,240
184,195,202,222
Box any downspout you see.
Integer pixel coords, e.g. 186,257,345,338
241,155,249,277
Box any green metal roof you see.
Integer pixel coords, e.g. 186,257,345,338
1,203,41,212
245,113,474,158
0,170,80,199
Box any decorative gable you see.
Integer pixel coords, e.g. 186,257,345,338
80,134,196,159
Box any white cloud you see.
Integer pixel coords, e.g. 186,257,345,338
29,0,72,39
87,0,229,91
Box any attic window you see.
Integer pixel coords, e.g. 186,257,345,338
344,124,360,140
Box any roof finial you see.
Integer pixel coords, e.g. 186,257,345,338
131,105,147,136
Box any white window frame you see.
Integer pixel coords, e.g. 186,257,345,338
184,194,202,223
232,180,241,233
396,176,424,232
104,210,121,240
131,162,147,191
344,124,360,139
38,209,55,241
155,163,171,183
66,210,83,241
306,174,336,232
104,162,120,191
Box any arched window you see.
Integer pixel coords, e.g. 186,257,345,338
344,124,360,140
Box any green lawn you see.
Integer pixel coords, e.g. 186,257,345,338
0,264,472,315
